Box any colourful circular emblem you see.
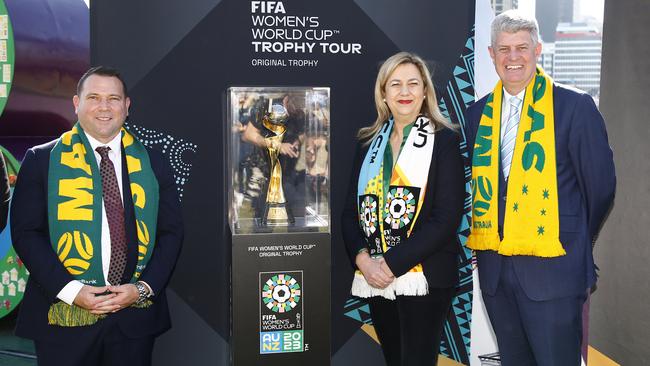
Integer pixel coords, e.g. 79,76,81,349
359,195,378,237
261,273,301,313
384,187,417,230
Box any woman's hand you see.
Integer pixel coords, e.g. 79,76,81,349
356,251,394,289
380,260,394,278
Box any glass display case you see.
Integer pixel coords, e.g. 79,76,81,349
226,87,330,234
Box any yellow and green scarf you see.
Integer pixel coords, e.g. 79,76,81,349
467,66,565,257
47,123,159,326
352,116,435,300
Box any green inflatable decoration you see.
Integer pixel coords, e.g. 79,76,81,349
0,147,25,319
0,0,19,320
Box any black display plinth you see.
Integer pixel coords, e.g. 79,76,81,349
231,232,330,365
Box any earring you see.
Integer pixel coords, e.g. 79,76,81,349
383,98,386,102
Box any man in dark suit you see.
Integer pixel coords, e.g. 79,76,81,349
464,11,615,366
10,66,183,366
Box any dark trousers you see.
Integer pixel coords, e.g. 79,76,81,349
368,287,454,366
482,257,586,366
34,320,154,366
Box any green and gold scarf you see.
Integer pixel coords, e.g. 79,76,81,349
47,123,159,326
467,66,565,257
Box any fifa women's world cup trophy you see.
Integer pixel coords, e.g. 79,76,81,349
261,102,295,226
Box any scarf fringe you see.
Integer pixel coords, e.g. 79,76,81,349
47,299,153,327
498,238,566,257
48,302,105,327
466,232,501,251
393,272,429,296
133,299,153,308
351,271,428,300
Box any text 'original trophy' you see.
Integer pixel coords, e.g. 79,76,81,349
261,101,295,226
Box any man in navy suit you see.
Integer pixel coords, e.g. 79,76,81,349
10,66,183,366
464,11,615,365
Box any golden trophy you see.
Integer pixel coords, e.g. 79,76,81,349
261,102,295,226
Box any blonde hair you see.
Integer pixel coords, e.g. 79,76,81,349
358,52,455,142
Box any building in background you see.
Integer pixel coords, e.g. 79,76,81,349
491,0,518,15
540,41,555,76
552,22,602,99
536,0,574,42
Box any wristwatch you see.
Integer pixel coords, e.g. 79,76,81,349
134,281,151,305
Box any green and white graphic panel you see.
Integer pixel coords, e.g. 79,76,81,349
0,147,25,319
0,0,14,116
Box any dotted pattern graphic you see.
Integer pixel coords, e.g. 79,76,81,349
125,122,198,200
97,146,128,285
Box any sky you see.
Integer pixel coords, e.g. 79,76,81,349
518,0,605,23
576,0,605,22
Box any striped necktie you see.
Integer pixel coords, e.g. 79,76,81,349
501,96,522,180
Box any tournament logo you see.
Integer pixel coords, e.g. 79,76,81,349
359,195,378,237
260,271,304,354
262,273,301,313
359,194,382,255
384,186,416,229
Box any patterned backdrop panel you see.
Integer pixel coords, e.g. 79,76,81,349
343,27,476,365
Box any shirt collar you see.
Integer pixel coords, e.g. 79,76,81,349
86,132,123,157
503,88,525,104
392,115,419,142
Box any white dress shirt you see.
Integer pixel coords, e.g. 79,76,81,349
56,132,124,305
500,88,526,144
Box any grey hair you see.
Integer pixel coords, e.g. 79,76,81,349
491,10,540,47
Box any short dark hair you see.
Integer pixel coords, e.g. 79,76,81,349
76,66,128,97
